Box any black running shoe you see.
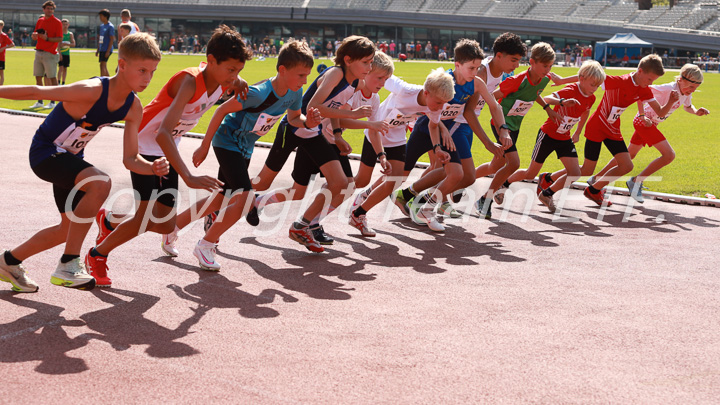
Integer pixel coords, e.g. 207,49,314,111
309,224,334,245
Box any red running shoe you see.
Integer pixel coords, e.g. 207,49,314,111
288,224,324,253
95,208,113,245
537,172,553,196
583,187,613,207
84,249,111,287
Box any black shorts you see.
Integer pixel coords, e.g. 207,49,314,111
214,146,252,195
58,54,70,68
98,52,111,63
31,152,93,213
584,138,629,161
492,124,520,154
265,121,338,173
292,144,352,187
531,130,578,164
359,137,406,167
130,155,179,207
403,116,461,172
0,61,5,70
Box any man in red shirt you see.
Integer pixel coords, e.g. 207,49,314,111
30,1,62,109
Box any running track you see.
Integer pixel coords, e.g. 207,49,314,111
1,112,718,403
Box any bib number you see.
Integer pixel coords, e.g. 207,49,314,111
607,106,626,124
384,108,420,128
475,98,486,113
557,116,581,134
440,104,464,120
508,100,534,117
59,125,106,154
251,113,283,136
169,120,198,138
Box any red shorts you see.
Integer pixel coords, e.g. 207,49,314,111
584,116,623,143
630,116,666,147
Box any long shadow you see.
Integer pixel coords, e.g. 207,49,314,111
219,238,374,300
79,288,207,358
154,255,298,319
0,295,89,374
500,207,614,239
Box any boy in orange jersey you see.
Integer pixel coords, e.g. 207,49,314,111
84,25,251,287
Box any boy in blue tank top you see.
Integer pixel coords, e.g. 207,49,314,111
0,33,164,293
161,40,320,271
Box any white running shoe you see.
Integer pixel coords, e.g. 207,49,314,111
29,101,44,109
45,102,56,109
538,193,557,213
0,251,39,293
438,201,462,218
348,213,376,237
351,188,370,213
417,205,445,232
408,195,425,226
50,257,96,290
162,227,179,257
493,186,507,205
193,240,221,271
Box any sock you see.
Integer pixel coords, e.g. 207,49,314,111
401,187,417,201
544,173,553,183
417,192,429,204
542,188,556,197
452,189,464,204
425,192,439,208
354,206,367,217
60,254,79,264
503,180,511,189
294,217,311,229
588,185,600,194
38,100,43,104
4,250,21,266
103,215,115,231
90,247,107,258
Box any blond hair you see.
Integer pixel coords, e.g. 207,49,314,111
678,63,703,84
118,33,162,62
638,54,664,76
0,20,4,26
578,60,606,85
423,67,455,101
530,42,555,64
371,51,394,76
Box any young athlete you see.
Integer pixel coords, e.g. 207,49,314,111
249,35,375,253
96,9,115,77
544,54,667,207
348,68,455,236
57,19,75,85
258,52,392,242
591,63,709,203
0,20,15,86
161,40,319,270
506,60,606,213
393,39,510,231
84,26,251,286
0,33,162,292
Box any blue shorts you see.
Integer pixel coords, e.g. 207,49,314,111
448,122,473,160
404,116,461,172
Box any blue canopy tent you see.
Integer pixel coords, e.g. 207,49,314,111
595,33,654,66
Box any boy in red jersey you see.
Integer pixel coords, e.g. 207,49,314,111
506,60,605,213
84,25,251,287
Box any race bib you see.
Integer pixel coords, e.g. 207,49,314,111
251,113,283,136
439,103,464,120
475,98,486,113
57,124,107,154
556,116,581,134
384,108,421,128
169,119,198,138
507,100,534,117
99,36,104,45
606,106,626,124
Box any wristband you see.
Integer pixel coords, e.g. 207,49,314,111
638,114,645,117
559,98,565,107
332,128,343,135
377,151,387,159
432,143,442,152
543,104,550,110
303,120,310,129
499,123,510,131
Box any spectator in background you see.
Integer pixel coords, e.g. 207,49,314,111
119,9,140,41
0,20,16,86
389,40,396,57
30,1,62,109
96,9,115,77
57,18,75,85
425,41,432,60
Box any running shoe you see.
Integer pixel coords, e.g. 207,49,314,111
289,224,324,253
162,228,179,257
310,224,334,245
0,251,39,293
84,249,111,287
29,101,44,109
50,258,96,290
246,193,260,226
537,173,553,196
476,196,493,220
438,201,462,218
538,193,557,213
417,206,445,232
583,187,612,207
348,213,376,237
626,177,645,203
193,240,221,271
393,189,411,217
351,188,370,213
95,208,113,245
494,185,507,205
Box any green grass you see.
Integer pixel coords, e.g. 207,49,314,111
2,48,718,197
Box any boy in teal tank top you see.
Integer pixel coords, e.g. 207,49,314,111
58,19,75,85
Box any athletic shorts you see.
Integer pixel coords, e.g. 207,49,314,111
58,53,70,68
292,144,352,187
214,146,252,195
630,116,665,147
584,116,623,143
584,138,629,162
404,116,461,172
448,122,474,160
359,136,405,167
264,121,338,173
31,152,92,213
531,129,578,164
492,124,520,154
98,52,111,63
0,61,5,70
130,155,179,207
33,50,59,79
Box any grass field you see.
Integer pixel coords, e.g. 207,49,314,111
1,48,718,197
